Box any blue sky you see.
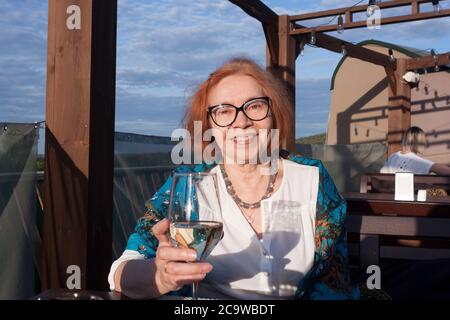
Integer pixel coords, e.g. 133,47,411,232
1,0,450,150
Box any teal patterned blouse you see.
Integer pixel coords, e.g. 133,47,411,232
125,153,360,300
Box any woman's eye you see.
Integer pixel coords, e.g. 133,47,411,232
216,108,230,115
248,103,262,110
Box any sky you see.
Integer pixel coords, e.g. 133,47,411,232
1,0,450,153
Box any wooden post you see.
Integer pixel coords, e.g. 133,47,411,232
387,58,411,156
266,15,297,151
42,0,117,291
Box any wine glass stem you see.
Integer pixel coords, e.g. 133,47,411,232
192,282,199,300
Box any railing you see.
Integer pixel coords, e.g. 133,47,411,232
26,167,176,260
112,165,176,258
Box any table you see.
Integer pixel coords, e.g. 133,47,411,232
31,288,124,300
31,288,191,300
343,191,450,217
343,192,450,266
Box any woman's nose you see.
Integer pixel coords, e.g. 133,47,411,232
232,109,252,128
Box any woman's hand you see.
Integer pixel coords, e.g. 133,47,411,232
152,218,213,295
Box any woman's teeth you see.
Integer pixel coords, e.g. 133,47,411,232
233,135,256,145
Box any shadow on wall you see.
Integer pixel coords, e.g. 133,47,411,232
335,76,450,158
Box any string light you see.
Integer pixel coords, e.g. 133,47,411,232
388,48,395,62
310,29,316,45
337,15,344,33
432,0,441,14
367,0,377,17
297,0,365,49
341,44,347,56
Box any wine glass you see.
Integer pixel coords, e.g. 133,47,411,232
167,172,223,300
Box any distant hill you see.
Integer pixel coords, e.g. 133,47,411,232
296,132,326,144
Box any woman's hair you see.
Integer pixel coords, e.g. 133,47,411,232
182,57,293,149
402,126,428,154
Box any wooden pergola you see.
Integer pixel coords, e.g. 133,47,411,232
42,0,450,291
230,0,450,153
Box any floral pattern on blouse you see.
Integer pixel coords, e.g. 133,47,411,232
124,154,360,300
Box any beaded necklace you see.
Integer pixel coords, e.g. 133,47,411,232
219,164,278,223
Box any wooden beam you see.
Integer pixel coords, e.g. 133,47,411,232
263,24,279,67
229,0,280,66
290,9,450,34
406,52,450,70
290,0,439,22
228,0,278,26
412,1,420,15
345,10,353,24
387,59,411,156
42,0,117,291
305,30,396,69
271,15,297,151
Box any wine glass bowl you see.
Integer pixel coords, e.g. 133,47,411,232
167,171,223,299
169,220,223,261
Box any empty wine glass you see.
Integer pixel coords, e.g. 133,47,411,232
167,172,223,300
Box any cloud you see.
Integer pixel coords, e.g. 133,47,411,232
116,0,265,72
296,78,332,137
1,0,449,142
0,1,47,122
115,90,188,135
116,68,203,92
0,57,46,122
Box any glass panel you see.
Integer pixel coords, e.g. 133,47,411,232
0,123,39,299
112,132,177,259
295,142,387,193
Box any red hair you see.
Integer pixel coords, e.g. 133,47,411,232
182,57,293,150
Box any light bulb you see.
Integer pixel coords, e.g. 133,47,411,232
337,15,344,34
388,48,395,62
310,30,316,45
367,0,376,17
432,0,441,14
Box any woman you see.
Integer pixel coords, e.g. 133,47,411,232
108,57,359,300
380,126,450,175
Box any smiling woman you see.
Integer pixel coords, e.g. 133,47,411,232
108,57,360,300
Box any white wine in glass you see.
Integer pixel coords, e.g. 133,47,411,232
167,172,223,299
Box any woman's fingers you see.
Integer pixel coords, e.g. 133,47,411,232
152,219,214,293
152,218,171,246
157,246,197,262
165,261,213,275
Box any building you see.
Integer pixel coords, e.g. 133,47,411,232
327,39,450,163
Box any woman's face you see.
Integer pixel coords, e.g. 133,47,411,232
207,74,273,164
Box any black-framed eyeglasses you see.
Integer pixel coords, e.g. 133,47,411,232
207,96,271,127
